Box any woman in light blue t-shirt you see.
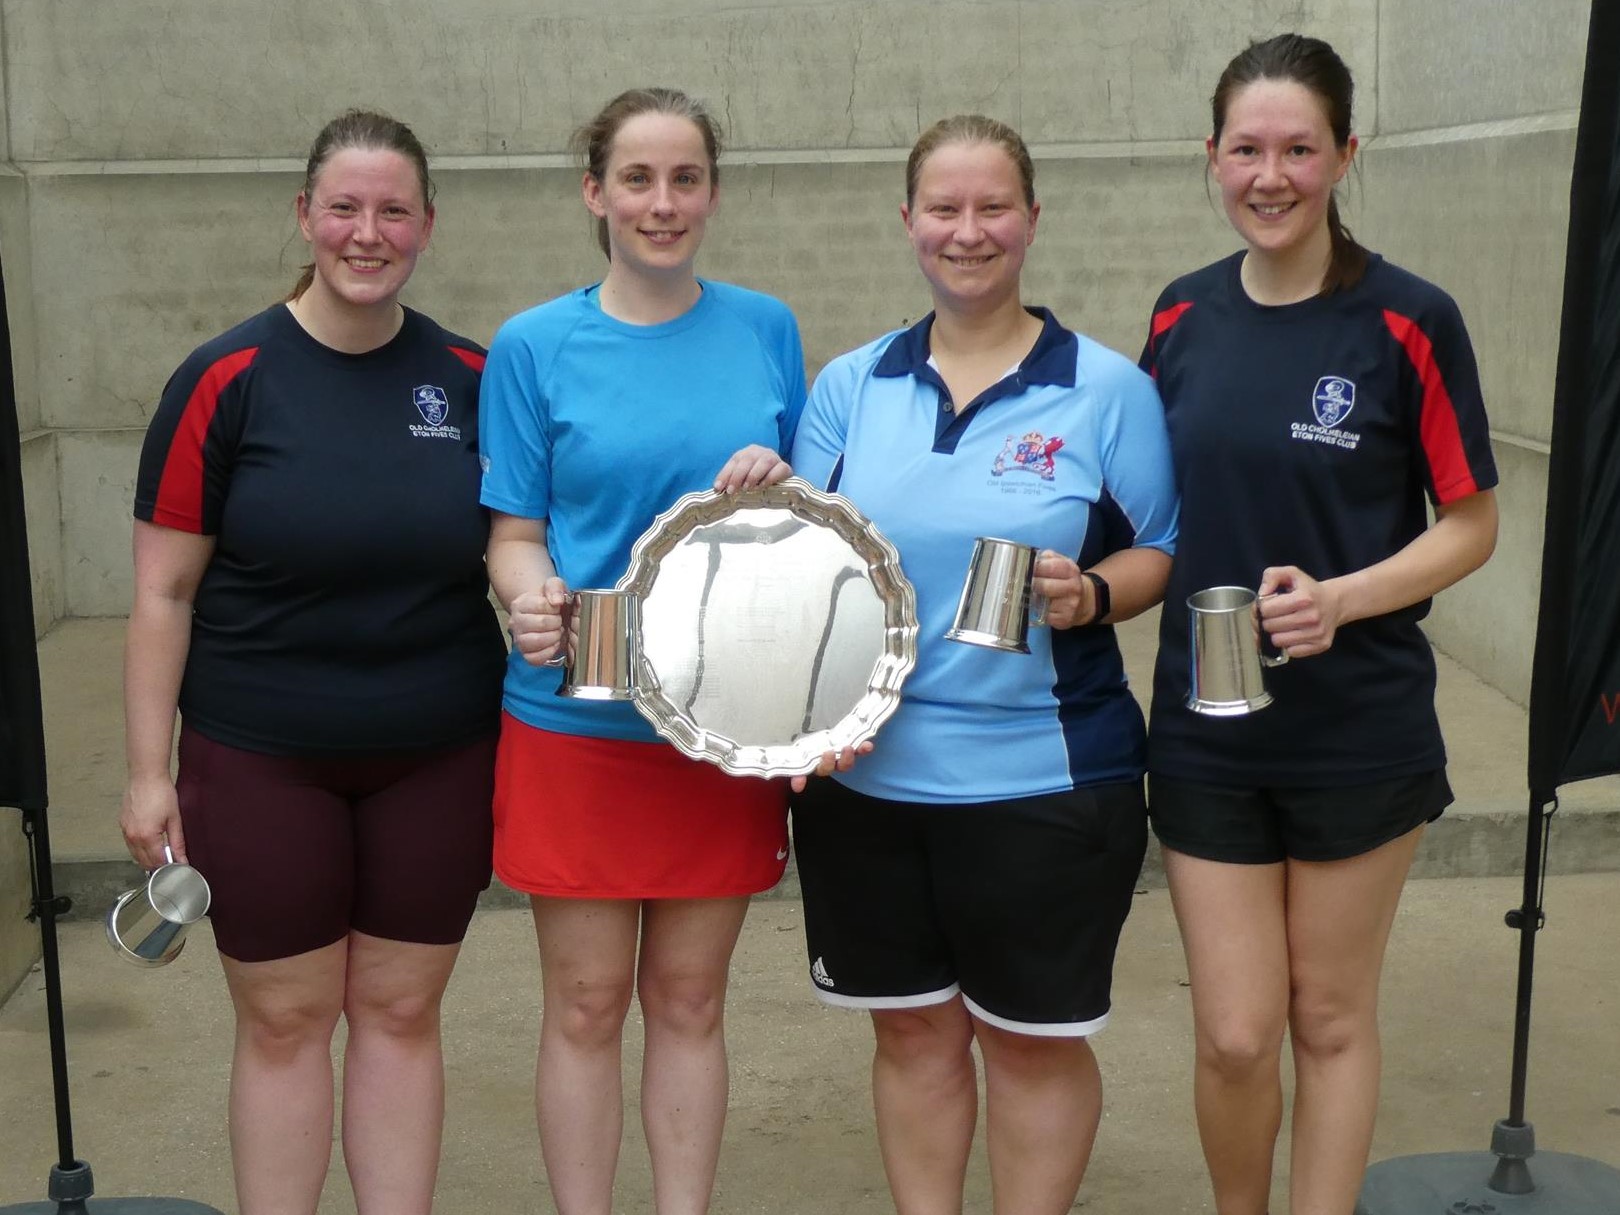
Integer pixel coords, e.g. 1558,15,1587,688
477,87,807,1214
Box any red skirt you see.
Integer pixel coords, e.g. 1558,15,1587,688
493,712,789,898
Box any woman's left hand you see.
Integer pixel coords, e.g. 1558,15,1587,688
788,743,873,794
1032,550,1089,629
714,445,792,494
1258,565,1345,657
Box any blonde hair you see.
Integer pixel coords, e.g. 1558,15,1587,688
905,114,1034,208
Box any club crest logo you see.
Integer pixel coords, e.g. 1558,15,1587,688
991,431,1064,481
1312,376,1355,428
413,384,451,427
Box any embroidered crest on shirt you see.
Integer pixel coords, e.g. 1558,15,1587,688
1290,375,1362,452
409,385,461,440
1312,376,1355,427
991,431,1064,481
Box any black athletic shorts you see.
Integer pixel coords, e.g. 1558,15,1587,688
789,778,1148,1037
176,725,496,963
1147,768,1452,865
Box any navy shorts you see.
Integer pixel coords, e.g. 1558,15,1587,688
176,725,496,962
789,778,1148,1037
1147,769,1452,865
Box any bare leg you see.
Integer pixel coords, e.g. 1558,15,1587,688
870,998,977,1215
531,897,641,1215
1286,827,1424,1215
220,940,347,1215
1163,848,1290,1215
636,897,751,1215
339,932,463,1215
973,1021,1102,1215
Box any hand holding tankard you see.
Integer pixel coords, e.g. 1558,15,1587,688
1258,564,1343,657
511,576,571,667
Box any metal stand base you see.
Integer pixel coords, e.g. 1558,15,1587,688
0,1162,225,1215
1357,1150,1620,1214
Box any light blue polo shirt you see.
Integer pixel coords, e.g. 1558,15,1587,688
791,308,1177,802
479,280,806,740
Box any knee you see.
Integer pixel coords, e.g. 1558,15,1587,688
344,983,444,1043
547,976,635,1049
237,993,342,1063
1198,1014,1286,1082
872,1005,974,1072
1289,988,1374,1061
637,971,726,1038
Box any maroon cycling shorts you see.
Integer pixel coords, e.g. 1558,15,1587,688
175,724,495,962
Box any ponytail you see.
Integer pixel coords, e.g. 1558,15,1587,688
286,263,316,302
1322,195,1369,295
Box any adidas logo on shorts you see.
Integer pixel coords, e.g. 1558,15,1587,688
811,957,834,988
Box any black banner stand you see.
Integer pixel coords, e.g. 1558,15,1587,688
1357,1,1620,1210
0,255,222,1211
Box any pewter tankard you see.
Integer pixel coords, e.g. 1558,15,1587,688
556,588,642,701
106,848,211,966
1186,585,1288,716
945,537,1048,654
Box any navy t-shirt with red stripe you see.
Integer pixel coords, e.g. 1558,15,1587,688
1140,252,1498,785
134,303,505,756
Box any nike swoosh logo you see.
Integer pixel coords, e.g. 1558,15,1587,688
776,847,789,860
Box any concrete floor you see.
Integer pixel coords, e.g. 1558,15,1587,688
2,877,1618,1213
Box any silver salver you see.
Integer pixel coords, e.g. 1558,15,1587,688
617,477,918,778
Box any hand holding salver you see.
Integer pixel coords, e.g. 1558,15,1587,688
713,444,792,493
788,742,874,794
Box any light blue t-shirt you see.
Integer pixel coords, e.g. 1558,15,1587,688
791,309,1178,803
480,280,806,740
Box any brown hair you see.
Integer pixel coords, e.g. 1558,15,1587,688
1211,33,1367,294
287,109,434,301
572,87,723,259
905,114,1035,209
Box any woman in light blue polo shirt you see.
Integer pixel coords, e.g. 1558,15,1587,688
790,114,1178,1215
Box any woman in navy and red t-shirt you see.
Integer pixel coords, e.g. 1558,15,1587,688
123,111,503,1214
1140,34,1499,1215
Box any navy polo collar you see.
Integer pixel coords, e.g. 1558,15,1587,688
873,306,1078,388
874,307,1078,453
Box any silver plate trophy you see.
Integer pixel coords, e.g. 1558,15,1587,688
617,477,918,778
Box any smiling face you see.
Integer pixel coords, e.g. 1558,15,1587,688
582,111,719,281
901,140,1039,315
1209,78,1355,266
296,146,434,313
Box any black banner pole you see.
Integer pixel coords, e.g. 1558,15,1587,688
0,241,223,1213
1359,1,1620,1209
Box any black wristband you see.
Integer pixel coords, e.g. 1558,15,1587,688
1081,571,1111,626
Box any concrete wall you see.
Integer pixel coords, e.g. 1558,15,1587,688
1360,0,1588,703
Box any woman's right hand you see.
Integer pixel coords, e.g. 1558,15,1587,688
121,773,185,869
509,576,571,666
788,743,873,794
